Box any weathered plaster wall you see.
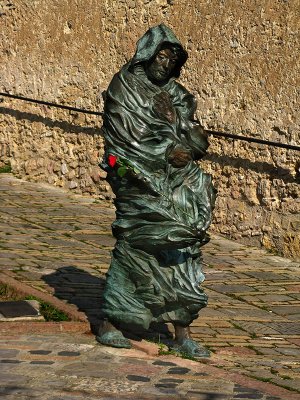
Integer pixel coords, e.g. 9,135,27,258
0,0,299,259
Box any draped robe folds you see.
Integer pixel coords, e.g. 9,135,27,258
101,25,216,330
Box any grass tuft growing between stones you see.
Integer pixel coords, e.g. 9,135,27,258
248,374,300,394
245,345,263,355
281,375,292,380
0,283,69,322
249,375,272,383
156,341,213,361
0,163,12,173
0,283,17,300
232,322,247,331
24,295,69,322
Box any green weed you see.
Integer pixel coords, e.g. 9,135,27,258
281,375,292,380
246,345,263,355
0,284,69,322
232,322,246,331
0,164,12,173
249,375,272,383
24,295,69,321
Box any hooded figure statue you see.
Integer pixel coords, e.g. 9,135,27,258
97,24,216,357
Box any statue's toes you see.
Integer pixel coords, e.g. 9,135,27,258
111,338,132,349
96,331,132,349
172,339,210,358
191,345,210,358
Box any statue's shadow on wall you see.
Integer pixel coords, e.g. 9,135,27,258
1,105,296,183
42,266,172,342
205,152,295,183
0,106,98,136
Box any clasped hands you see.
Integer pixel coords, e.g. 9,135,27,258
153,91,192,168
153,91,176,124
168,146,192,168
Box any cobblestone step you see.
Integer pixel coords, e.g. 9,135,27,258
0,174,299,398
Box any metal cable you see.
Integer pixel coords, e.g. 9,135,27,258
0,92,103,116
1,91,299,152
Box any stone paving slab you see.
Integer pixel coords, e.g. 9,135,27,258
0,332,297,400
0,174,300,399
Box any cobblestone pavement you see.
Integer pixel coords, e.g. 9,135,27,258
1,174,300,399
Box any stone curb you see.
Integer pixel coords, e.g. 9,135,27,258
0,272,88,323
0,320,91,334
131,339,160,357
0,273,163,358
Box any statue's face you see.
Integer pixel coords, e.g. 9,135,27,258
145,48,179,82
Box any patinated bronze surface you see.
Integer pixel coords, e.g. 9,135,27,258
97,24,216,357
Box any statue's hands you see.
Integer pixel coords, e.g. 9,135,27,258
184,123,209,161
153,91,176,123
168,146,192,168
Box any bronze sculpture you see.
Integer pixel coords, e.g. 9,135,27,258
97,24,216,357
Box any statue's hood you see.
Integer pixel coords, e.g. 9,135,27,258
130,24,188,78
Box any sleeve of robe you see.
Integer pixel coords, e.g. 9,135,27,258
101,66,216,253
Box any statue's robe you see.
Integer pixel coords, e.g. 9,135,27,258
101,24,216,330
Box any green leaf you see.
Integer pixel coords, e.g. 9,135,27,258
133,167,140,174
117,166,127,177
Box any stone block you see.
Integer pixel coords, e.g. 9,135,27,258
69,181,78,189
1,0,299,261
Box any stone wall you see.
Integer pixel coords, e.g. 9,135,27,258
0,0,299,259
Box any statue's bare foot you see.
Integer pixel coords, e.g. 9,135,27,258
97,331,131,348
172,338,210,358
96,320,131,349
172,324,210,358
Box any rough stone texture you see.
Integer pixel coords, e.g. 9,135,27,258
0,1,299,259
0,174,300,399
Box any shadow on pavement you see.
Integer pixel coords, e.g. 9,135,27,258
42,266,173,342
42,266,105,333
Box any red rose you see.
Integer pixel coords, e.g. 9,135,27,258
108,154,117,168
